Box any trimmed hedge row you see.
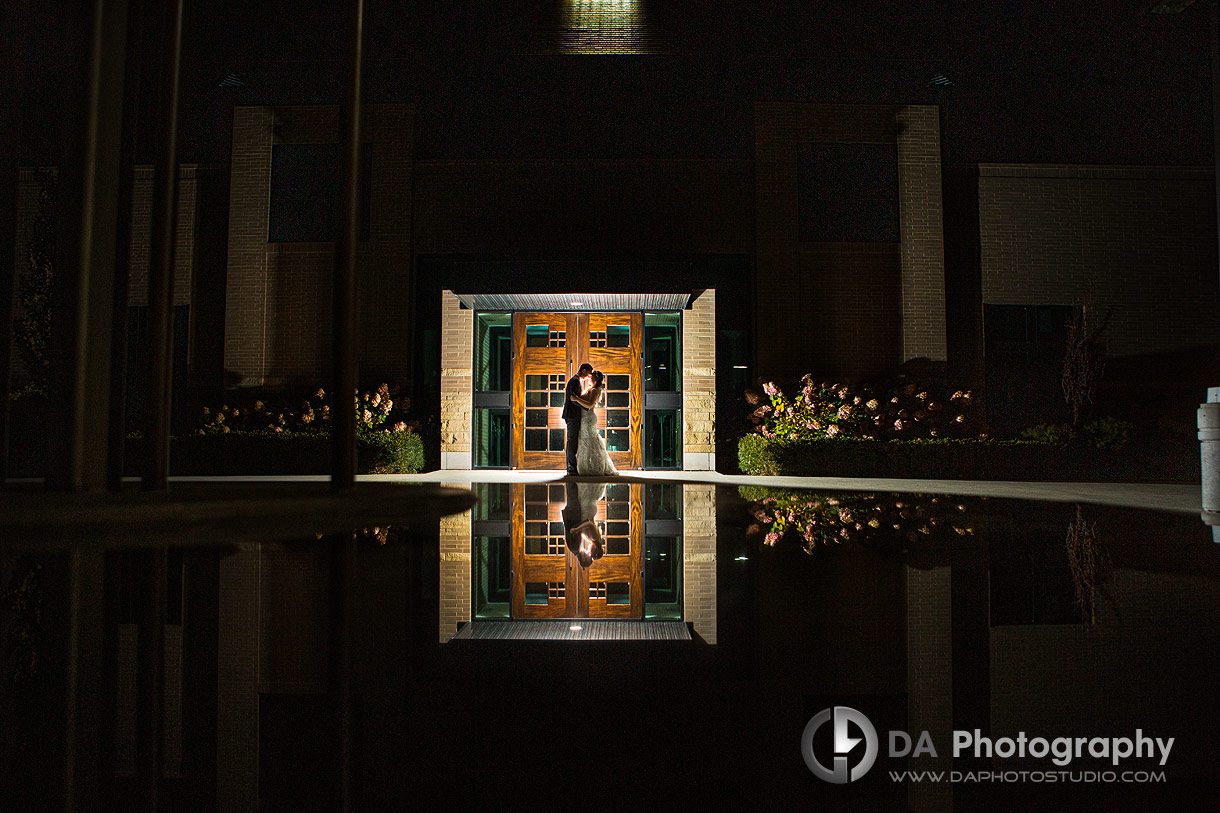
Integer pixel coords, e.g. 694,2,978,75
738,434,1198,482
124,430,425,476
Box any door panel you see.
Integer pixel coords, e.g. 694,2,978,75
513,313,577,470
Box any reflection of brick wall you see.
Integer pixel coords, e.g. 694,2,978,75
755,103,946,387
907,564,952,811
439,491,472,642
979,164,1219,359
990,567,1220,775
683,484,717,644
439,290,473,469
682,288,716,471
223,104,415,388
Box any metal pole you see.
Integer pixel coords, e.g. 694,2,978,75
332,0,366,492
47,0,129,492
1211,2,1220,297
0,0,28,489
108,0,145,492
143,0,185,491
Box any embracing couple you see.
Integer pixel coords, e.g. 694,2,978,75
562,362,619,477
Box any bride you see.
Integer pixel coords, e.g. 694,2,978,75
569,370,619,476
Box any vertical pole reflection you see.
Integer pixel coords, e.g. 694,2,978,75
559,0,645,54
329,534,356,811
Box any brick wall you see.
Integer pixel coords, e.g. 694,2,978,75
411,159,753,256
126,165,198,308
10,165,200,382
682,288,716,471
979,164,1219,359
223,104,415,388
754,103,946,388
682,484,717,643
897,107,948,364
439,290,473,469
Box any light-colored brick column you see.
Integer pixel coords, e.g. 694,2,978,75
897,106,947,363
439,487,472,642
217,545,261,810
682,288,716,471
907,563,952,811
682,484,717,643
224,107,274,386
439,290,473,469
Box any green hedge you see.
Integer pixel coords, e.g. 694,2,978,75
738,434,1197,482
125,430,426,476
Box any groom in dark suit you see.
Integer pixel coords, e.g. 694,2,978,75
562,363,594,475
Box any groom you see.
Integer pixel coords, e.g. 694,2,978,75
562,362,594,475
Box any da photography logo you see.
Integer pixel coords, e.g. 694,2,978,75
801,706,879,783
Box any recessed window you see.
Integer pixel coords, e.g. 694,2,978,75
526,326,549,347
798,142,899,243
268,143,371,243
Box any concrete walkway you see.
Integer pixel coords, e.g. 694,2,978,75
154,469,1203,515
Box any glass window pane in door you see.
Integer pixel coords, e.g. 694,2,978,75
644,409,680,469
474,408,510,467
644,312,680,392
473,536,511,618
475,313,511,391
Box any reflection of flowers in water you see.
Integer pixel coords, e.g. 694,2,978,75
315,527,392,545
741,487,975,554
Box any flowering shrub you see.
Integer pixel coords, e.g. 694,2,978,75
198,383,414,437
741,488,976,554
746,375,980,441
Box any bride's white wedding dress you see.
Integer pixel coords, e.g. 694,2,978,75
575,402,618,476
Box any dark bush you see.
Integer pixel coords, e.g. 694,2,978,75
737,435,1196,482
125,430,426,476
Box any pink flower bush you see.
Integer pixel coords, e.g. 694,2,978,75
197,382,415,438
747,377,980,442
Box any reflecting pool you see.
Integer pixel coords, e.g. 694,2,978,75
2,480,1217,809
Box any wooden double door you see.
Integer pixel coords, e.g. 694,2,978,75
510,482,644,618
512,312,643,471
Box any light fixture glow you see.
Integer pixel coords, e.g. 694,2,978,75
570,301,583,307
733,365,748,369
569,624,583,631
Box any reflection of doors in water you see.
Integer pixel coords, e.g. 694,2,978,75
510,482,643,618
512,312,643,470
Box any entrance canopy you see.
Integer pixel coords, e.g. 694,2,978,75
453,292,692,312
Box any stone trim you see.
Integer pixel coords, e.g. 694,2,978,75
682,288,716,471
682,484,717,644
439,290,473,469
439,488,473,642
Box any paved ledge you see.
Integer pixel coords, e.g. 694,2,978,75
361,470,1203,515
4,470,1201,514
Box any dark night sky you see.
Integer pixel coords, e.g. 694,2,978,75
14,0,1216,167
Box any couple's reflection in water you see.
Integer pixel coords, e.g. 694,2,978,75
562,481,607,568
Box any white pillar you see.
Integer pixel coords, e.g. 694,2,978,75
1199,387,1220,543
